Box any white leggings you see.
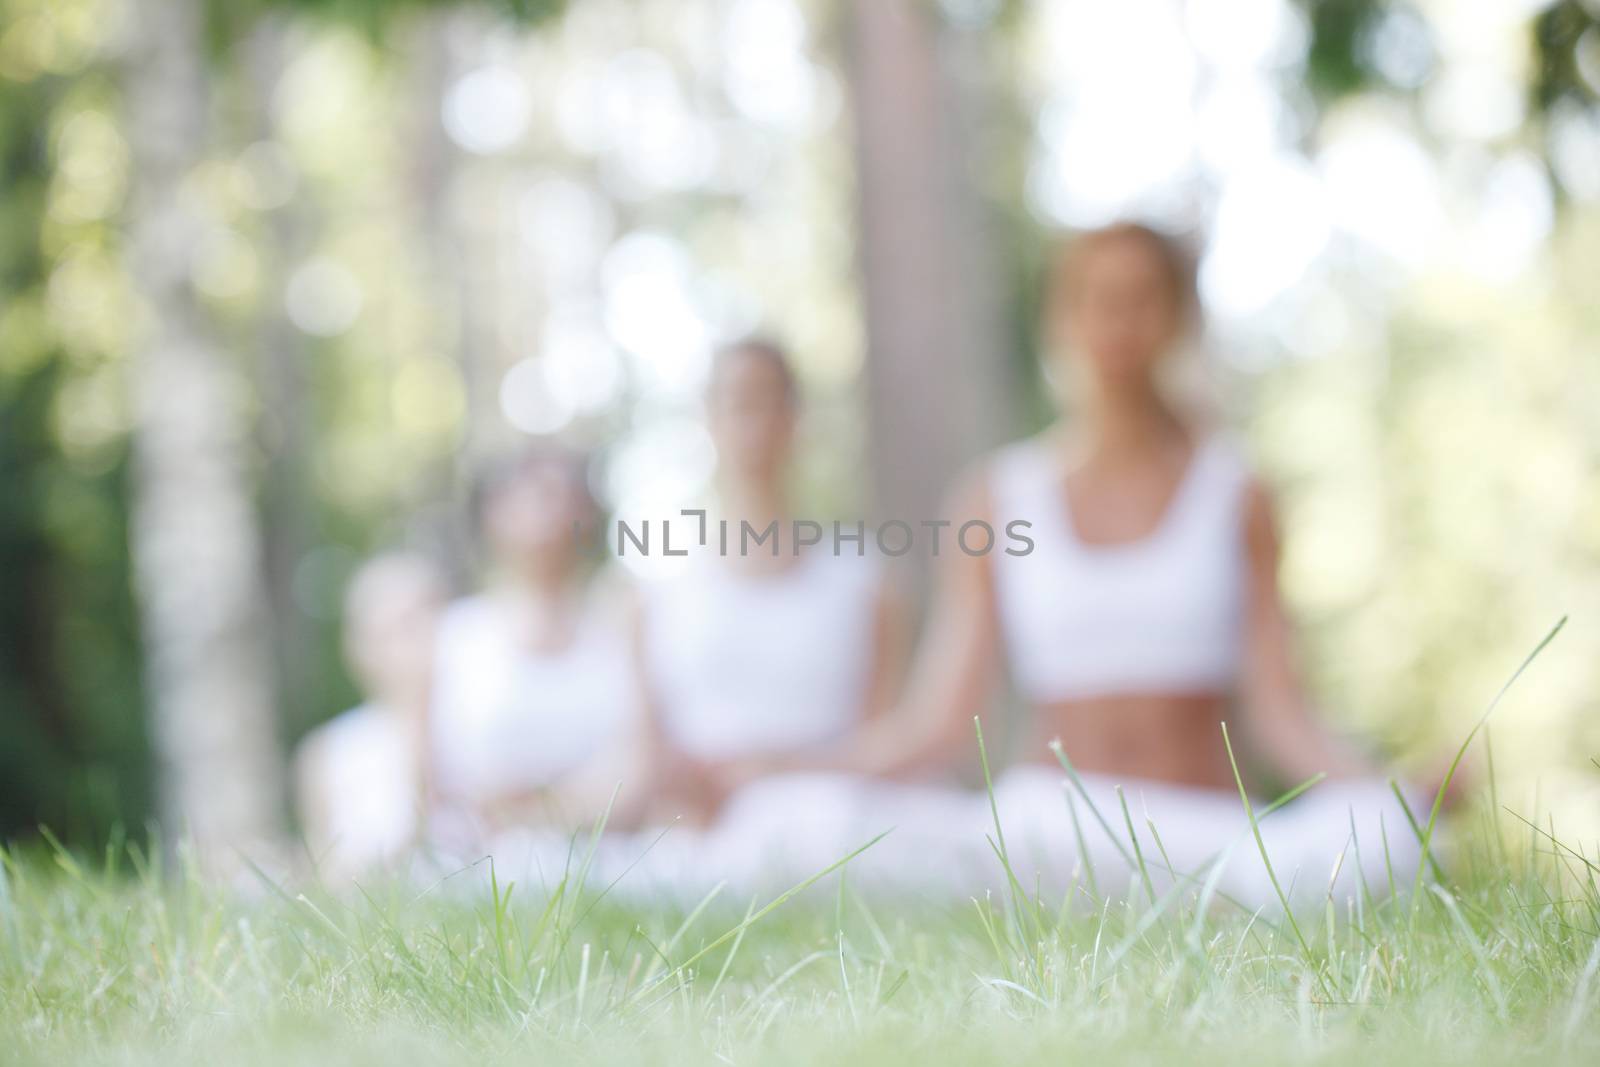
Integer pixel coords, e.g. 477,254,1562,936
602,768,1427,911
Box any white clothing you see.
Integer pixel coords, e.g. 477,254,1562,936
989,434,1249,703
598,769,1426,912
296,704,419,875
429,593,633,807
641,550,881,761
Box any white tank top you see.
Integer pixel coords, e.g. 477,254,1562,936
988,434,1249,703
429,592,633,804
297,704,418,869
643,550,881,761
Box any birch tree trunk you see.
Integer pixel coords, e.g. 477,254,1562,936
122,0,285,864
243,19,317,746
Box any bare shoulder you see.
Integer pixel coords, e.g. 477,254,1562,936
1239,474,1281,558
944,433,1057,523
937,457,995,522
293,706,369,784
1241,473,1274,514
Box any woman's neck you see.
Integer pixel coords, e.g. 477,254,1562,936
370,686,430,726
718,477,789,530
502,559,580,602
1075,378,1188,462
717,476,803,575
497,566,586,652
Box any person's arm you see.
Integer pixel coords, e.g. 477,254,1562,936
860,570,910,722
623,582,726,825
1238,480,1373,783
780,471,1004,780
540,582,656,829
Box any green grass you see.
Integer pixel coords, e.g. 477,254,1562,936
4,621,1591,1065
2,802,1598,1067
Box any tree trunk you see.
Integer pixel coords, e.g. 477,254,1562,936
122,0,285,865
409,15,498,472
843,1,1014,541
242,20,318,749
400,14,504,581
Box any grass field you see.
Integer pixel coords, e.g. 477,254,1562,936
3,793,1598,1067
5,627,1592,1065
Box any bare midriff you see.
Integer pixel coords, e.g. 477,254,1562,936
1022,691,1238,791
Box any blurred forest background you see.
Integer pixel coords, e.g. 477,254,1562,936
3,0,1600,853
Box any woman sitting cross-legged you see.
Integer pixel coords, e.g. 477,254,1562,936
662,223,1439,909
426,446,641,876
294,552,445,880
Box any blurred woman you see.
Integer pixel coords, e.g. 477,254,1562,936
635,339,905,825
721,224,1430,906
294,552,444,878
427,447,639,863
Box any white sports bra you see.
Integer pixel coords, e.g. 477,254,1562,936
429,592,634,803
643,549,881,761
988,433,1249,703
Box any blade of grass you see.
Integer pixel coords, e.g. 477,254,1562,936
975,718,1046,969
1049,741,1137,872
1390,781,1448,885
1221,721,1331,1001
1411,616,1566,910
1116,787,1157,908
656,831,890,984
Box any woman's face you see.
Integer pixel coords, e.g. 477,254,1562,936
707,351,796,485
1049,236,1183,390
485,460,592,573
346,565,442,706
